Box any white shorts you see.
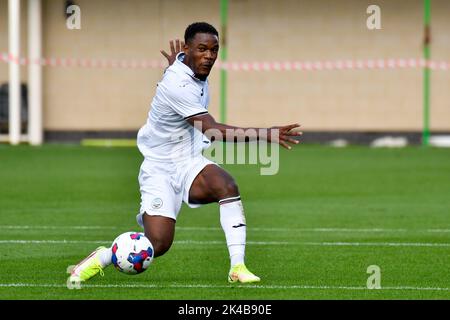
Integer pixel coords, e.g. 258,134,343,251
136,155,217,227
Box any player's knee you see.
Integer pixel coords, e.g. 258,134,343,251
144,233,172,257
221,179,239,199
153,241,172,257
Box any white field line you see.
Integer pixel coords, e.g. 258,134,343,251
0,283,449,292
1,239,450,247
177,240,450,247
0,225,117,230
0,240,108,244
1,225,450,233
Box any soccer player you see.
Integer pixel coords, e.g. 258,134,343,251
69,22,301,284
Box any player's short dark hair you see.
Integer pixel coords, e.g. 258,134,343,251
184,22,219,44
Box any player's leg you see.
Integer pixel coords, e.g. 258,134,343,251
132,157,183,257
68,215,174,283
188,164,240,204
69,215,175,283
142,214,175,257
70,175,177,283
189,164,260,283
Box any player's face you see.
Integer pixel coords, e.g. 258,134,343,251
184,33,219,80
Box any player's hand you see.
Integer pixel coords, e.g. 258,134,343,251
267,123,302,150
160,39,185,66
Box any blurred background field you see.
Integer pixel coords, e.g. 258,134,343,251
1,0,450,144
0,144,449,299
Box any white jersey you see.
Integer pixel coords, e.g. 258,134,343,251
137,53,211,162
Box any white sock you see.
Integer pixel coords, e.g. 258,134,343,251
98,247,112,268
219,198,246,267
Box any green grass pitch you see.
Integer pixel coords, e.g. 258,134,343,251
0,143,449,299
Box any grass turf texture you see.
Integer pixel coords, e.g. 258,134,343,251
0,144,449,299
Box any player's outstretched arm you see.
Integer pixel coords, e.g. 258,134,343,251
267,123,303,150
187,113,302,150
160,39,185,66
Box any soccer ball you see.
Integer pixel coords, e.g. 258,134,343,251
111,232,154,275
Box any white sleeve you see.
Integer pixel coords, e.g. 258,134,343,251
166,82,208,119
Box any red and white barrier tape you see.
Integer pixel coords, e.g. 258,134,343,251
0,52,166,69
220,59,450,71
1,52,449,71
